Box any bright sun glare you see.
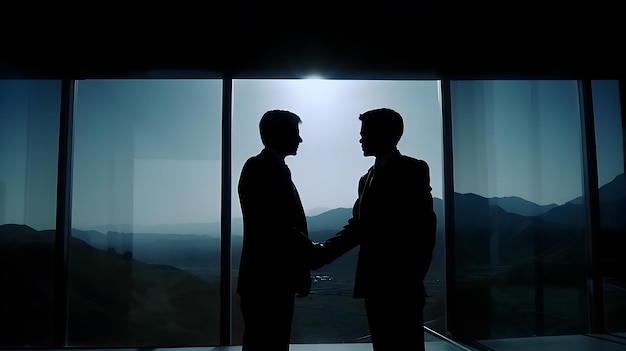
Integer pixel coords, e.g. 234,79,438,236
296,76,340,103
303,74,324,80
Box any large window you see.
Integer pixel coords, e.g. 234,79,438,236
231,79,444,343
0,76,623,349
68,79,223,347
0,80,62,348
592,80,626,334
449,80,587,339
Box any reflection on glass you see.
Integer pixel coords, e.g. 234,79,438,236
450,80,587,339
231,79,444,343
0,79,62,348
69,80,222,346
592,80,626,334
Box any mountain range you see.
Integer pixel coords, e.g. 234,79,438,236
0,172,624,346
83,172,626,237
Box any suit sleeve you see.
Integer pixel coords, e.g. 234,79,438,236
412,160,437,281
238,159,312,258
320,174,368,263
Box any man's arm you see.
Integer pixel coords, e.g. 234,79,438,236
309,197,362,270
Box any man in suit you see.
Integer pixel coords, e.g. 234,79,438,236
313,108,437,351
237,109,314,351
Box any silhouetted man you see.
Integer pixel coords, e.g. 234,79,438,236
313,108,437,351
237,110,314,351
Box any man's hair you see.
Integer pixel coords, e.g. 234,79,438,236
259,110,302,147
359,108,404,145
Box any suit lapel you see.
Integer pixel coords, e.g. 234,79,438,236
358,166,376,217
281,160,308,235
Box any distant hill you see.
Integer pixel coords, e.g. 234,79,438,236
0,224,219,347
541,172,626,230
489,196,558,216
453,173,626,281
88,222,221,237
307,206,331,216
71,229,221,266
567,173,626,205
79,172,625,240
307,207,352,232
29,171,626,278
2,172,624,344
452,192,558,218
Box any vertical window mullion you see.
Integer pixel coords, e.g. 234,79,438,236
618,79,626,179
220,77,233,346
440,79,457,338
578,79,603,333
54,79,75,348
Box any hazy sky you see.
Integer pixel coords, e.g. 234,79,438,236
1,79,623,230
1,80,61,230
69,79,443,228
231,79,443,218
451,80,624,206
592,80,624,187
452,80,583,206
71,80,223,229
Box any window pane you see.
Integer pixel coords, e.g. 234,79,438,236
592,80,626,334
0,79,62,348
69,79,222,347
450,80,586,339
231,79,444,343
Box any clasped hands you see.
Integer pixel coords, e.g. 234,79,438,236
295,241,329,298
308,241,330,271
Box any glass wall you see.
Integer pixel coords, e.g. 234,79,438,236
449,80,587,339
231,79,444,343
592,80,626,334
0,80,62,348
0,77,622,349
68,79,223,347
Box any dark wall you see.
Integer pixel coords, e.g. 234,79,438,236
1,1,624,79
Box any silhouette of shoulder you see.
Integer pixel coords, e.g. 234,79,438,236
390,155,431,193
240,151,281,178
395,154,429,173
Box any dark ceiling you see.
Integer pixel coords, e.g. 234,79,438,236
2,2,624,79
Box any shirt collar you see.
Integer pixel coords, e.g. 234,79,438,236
264,147,286,165
375,148,399,170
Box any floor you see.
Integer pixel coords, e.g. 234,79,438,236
64,342,466,351
475,334,626,351
59,334,626,351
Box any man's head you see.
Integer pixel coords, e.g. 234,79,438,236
359,108,404,157
259,110,303,157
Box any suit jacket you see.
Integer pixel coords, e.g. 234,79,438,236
237,148,313,297
324,150,437,302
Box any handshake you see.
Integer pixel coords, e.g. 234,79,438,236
307,241,331,271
